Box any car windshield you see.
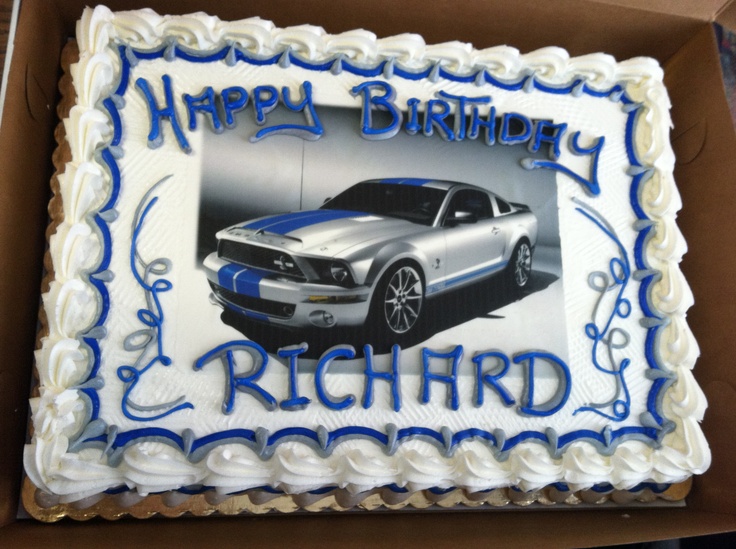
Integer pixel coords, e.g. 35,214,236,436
321,182,447,226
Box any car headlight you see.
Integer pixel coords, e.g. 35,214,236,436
308,259,356,287
330,263,350,283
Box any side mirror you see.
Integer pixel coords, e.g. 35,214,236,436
447,210,477,226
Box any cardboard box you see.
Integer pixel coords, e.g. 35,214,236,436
1,0,735,545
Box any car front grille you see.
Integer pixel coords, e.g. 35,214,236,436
218,240,305,279
209,282,295,319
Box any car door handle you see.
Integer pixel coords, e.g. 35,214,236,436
492,226,500,235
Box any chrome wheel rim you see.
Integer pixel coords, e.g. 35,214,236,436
384,266,423,334
514,243,531,287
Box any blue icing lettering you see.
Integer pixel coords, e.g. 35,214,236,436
252,81,324,142
140,78,323,147
436,90,491,141
315,345,357,410
423,99,454,140
468,104,496,145
194,341,277,413
183,86,223,133
252,85,279,125
522,131,605,195
278,343,311,411
220,86,249,128
362,344,402,412
529,120,568,160
405,98,421,135
515,351,572,417
351,80,403,140
135,75,191,152
134,73,604,198
498,112,533,145
472,350,516,407
185,343,572,418
420,346,463,411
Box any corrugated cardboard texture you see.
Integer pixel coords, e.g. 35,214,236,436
0,0,65,528
589,0,731,20
717,0,736,29
2,0,735,544
666,24,736,515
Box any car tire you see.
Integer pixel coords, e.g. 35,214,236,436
507,239,532,291
369,261,425,343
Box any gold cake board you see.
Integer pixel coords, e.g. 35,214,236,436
22,476,691,522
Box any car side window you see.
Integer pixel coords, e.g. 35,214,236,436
496,198,511,214
445,190,493,225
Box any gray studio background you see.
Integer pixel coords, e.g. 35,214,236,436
197,107,559,264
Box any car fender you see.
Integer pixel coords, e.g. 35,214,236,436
359,241,433,291
503,212,538,259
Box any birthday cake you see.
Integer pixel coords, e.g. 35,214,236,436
23,6,710,515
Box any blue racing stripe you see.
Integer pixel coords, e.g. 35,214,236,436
248,209,364,236
378,178,432,186
233,267,269,298
427,261,507,294
217,264,270,297
217,263,244,292
242,210,324,231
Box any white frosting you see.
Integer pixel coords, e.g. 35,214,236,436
25,5,710,503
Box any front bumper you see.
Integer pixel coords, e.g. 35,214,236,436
203,252,372,328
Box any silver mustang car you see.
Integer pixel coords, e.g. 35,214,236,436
204,178,538,339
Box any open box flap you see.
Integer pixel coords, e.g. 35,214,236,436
591,0,733,21
717,0,736,30
665,24,736,516
0,0,66,529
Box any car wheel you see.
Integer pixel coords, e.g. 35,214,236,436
508,240,532,290
373,262,424,338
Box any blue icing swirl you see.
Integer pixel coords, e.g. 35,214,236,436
572,198,633,422
116,177,193,421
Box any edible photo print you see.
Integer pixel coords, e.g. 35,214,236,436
195,105,565,364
